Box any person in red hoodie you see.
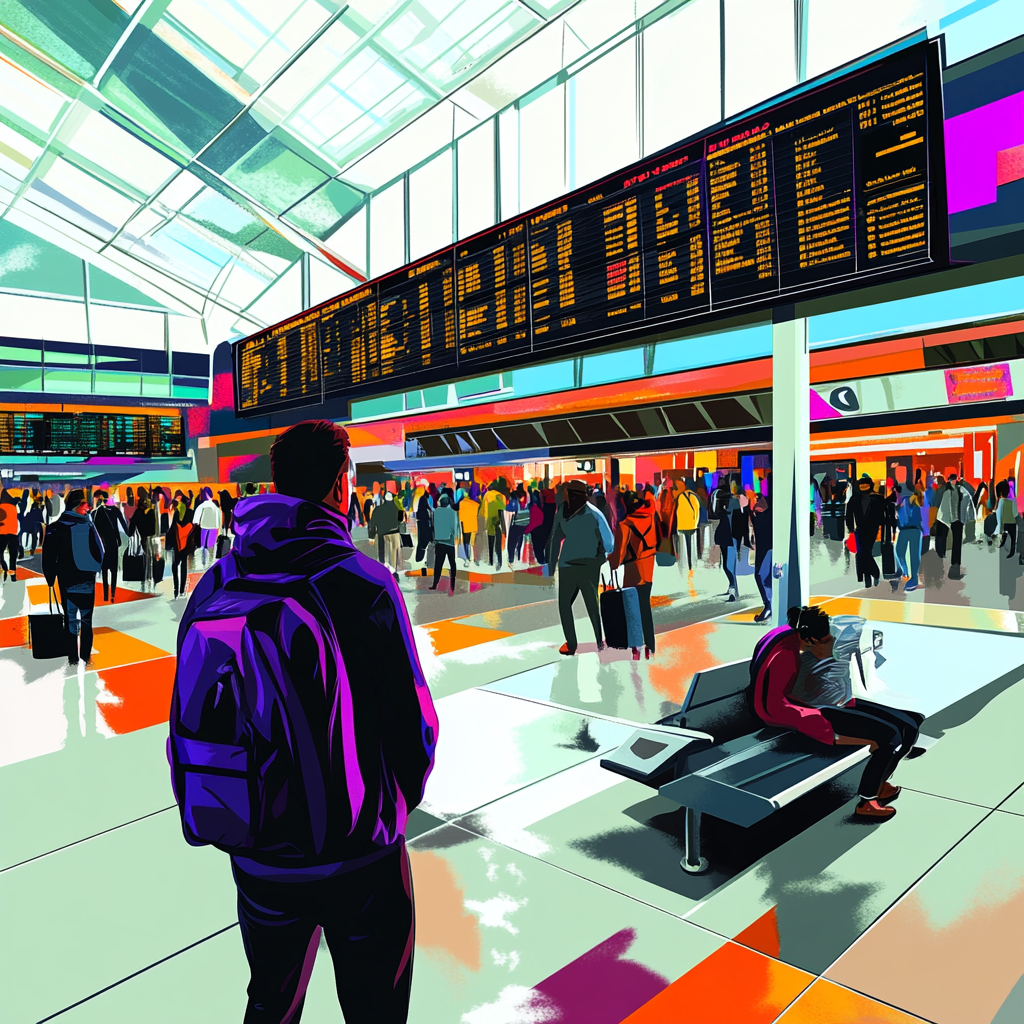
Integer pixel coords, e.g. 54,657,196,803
751,605,924,820
607,489,659,659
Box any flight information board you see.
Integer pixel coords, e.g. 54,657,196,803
235,39,945,415
0,412,185,457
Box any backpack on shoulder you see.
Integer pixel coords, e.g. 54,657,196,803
69,518,104,573
168,559,352,859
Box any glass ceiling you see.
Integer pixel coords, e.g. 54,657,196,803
0,0,578,339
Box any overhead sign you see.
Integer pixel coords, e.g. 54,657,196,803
235,40,946,416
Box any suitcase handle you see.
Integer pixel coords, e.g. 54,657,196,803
600,567,621,592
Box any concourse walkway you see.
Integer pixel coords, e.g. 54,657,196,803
1,531,1023,1024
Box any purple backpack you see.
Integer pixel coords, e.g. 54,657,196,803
168,566,350,861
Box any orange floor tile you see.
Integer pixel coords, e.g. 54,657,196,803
774,978,930,1023
420,619,515,656
0,616,28,648
620,940,813,1024
735,906,781,958
86,627,173,671
96,656,177,735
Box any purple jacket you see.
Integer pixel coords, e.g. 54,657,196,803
169,494,438,869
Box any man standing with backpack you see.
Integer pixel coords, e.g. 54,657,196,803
169,420,437,1024
42,488,104,665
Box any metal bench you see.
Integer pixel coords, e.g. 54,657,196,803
600,658,870,874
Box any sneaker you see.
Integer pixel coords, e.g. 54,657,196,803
632,647,641,661
904,583,920,592
753,607,771,623
877,781,901,803
428,585,438,591
558,643,576,656
855,798,896,820
644,646,652,660
890,579,899,592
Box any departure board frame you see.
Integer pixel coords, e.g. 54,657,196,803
0,412,186,458
234,38,948,417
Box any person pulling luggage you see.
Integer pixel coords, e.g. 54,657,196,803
607,489,658,659
42,488,104,665
548,481,614,655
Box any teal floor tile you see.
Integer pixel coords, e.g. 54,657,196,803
0,810,236,1023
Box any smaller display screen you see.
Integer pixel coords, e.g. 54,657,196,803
0,412,185,457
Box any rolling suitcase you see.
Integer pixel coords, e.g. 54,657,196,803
600,570,643,650
152,555,165,583
30,587,70,660
122,538,144,582
216,533,231,558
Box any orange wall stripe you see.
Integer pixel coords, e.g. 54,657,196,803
810,336,924,383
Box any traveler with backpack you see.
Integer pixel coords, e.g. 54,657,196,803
549,481,614,655
42,488,104,665
749,605,924,821
607,488,658,659
169,419,438,1024
91,490,129,602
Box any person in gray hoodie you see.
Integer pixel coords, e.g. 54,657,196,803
548,481,614,655
429,493,459,594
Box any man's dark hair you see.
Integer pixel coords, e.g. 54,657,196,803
66,488,86,509
271,420,351,502
94,490,108,502
787,605,830,641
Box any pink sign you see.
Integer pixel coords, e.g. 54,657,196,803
944,363,1013,404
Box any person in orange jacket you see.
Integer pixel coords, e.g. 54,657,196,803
607,489,659,659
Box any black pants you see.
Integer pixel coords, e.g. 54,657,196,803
414,521,431,562
754,547,771,609
818,699,923,799
0,535,18,574
950,520,964,566
507,525,525,562
933,519,950,558
232,844,414,1024
171,549,189,595
101,554,119,601
634,581,655,652
461,529,473,560
1000,524,1017,558
487,532,503,568
61,588,95,663
432,543,456,588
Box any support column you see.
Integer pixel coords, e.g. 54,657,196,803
772,309,810,627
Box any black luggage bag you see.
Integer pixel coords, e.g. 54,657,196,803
30,587,70,660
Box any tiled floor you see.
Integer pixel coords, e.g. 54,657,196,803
1,528,1022,1023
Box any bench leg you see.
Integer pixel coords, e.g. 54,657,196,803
680,807,709,874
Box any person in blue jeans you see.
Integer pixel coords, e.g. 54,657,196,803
894,485,924,592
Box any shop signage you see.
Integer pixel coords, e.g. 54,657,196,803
944,363,1013,404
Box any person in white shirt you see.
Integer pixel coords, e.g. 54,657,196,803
192,488,223,566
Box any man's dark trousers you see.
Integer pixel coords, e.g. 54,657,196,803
233,842,414,1024
432,543,456,588
950,520,964,567
61,586,95,662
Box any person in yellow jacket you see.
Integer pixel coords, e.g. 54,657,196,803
675,480,703,569
482,484,507,568
458,494,480,565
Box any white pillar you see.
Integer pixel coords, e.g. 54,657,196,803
771,313,810,627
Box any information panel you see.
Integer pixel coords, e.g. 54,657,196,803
234,40,945,415
0,412,185,457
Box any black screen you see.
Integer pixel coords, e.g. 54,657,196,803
0,412,185,457
235,40,945,415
